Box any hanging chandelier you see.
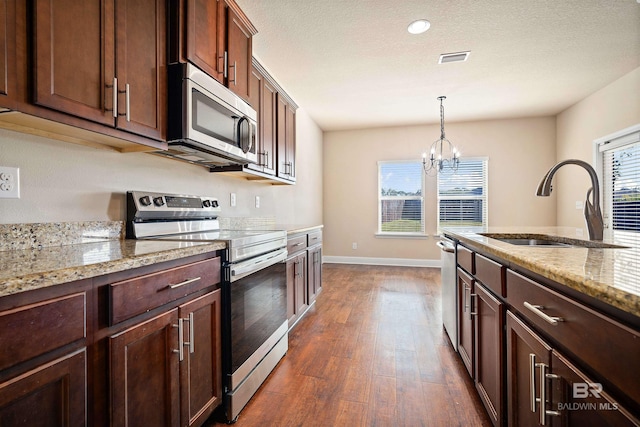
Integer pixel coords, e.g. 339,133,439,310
422,96,460,175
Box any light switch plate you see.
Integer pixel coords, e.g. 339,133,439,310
0,166,20,199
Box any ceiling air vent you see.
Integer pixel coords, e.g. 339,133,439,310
439,51,470,64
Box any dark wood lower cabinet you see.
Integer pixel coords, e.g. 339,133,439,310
474,282,504,426
0,348,87,426
307,245,322,304
506,310,553,427
457,267,474,377
110,309,181,427
179,290,222,427
286,251,308,328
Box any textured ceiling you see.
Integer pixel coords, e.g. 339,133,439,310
235,0,640,131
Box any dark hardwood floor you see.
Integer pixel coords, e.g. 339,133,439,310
211,264,491,426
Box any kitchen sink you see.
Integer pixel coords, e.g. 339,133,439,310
479,233,628,249
492,238,572,247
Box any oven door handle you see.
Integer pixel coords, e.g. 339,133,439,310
230,248,288,282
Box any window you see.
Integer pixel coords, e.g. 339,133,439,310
596,125,640,294
378,161,425,235
598,126,640,247
437,158,488,232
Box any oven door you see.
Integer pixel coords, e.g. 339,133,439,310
224,248,288,390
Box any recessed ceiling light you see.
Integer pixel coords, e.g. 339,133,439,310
408,19,431,34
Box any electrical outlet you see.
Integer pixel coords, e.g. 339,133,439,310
230,193,236,207
352,242,358,250
255,196,260,208
0,167,20,199
575,201,582,210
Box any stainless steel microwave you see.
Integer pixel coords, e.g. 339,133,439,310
159,62,258,166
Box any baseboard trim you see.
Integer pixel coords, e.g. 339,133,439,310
323,256,441,268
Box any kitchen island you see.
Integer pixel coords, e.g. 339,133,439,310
442,226,639,426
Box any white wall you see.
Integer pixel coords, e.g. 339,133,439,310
556,67,640,229
322,117,557,263
0,108,323,226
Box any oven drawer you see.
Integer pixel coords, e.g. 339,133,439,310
506,269,640,405
307,230,322,246
287,234,307,254
109,257,221,324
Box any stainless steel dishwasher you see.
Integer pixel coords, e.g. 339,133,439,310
437,236,457,350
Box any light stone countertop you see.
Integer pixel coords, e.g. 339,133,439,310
0,238,226,298
442,226,639,318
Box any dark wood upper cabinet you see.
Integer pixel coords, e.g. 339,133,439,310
184,0,225,82
0,0,16,110
32,0,166,141
225,2,252,102
177,0,256,102
33,0,113,126
247,62,277,175
277,94,296,181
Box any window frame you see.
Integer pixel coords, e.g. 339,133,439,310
436,156,489,234
376,159,427,238
594,123,640,242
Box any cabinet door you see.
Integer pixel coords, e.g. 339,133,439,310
33,0,115,126
277,95,296,181
0,349,86,426
474,282,504,426
549,350,640,427
506,310,552,427
114,0,166,140
110,309,181,427
307,245,322,304
457,268,474,377
179,290,222,427
247,66,277,175
186,0,224,83
225,3,251,102
0,0,16,109
295,252,308,317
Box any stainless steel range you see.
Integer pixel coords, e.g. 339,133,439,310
126,191,288,423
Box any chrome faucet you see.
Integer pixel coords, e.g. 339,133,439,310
536,159,604,241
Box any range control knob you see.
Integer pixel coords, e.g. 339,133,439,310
202,200,211,208
212,200,219,208
139,196,152,206
153,197,165,207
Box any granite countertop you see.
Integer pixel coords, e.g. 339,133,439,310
0,220,324,299
442,226,639,318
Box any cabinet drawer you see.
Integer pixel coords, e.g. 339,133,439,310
287,234,307,254
307,230,322,246
506,269,640,405
457,245,475,274
109,257,220,325
0,293,86,371
475,253,505,297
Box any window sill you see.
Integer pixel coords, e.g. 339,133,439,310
374,232,430,240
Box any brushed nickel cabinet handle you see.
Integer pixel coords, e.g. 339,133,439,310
167,277,201,289
529,353,537,413
172,320,184,361
223,51,228,79
524,302,564,325
105,77,118,118
125,83,130,122
470,293,478,317
539,362,548,425
188,312,195,354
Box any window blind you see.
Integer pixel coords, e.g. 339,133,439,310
599,130,640,294
437,158,488,231
378,161,424,234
